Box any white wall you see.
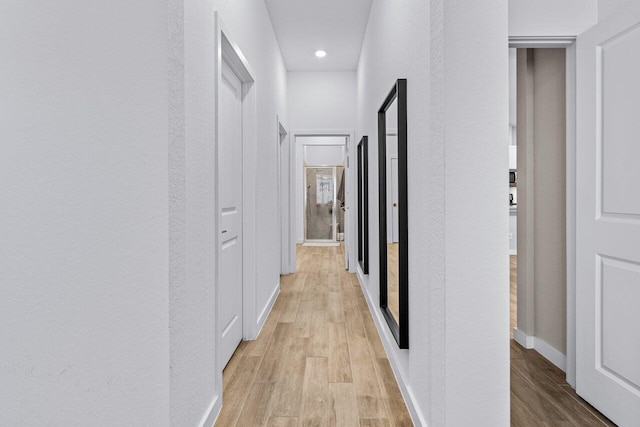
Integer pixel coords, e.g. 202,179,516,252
1,2,170,425
356,0,509,425
509,0,597,36
599,0,634,21
288,71,356,130
168,1,219,425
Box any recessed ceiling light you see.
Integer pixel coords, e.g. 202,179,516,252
315,50,327,58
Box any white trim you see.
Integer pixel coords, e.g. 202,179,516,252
292,129,357,273
509,249,518,256
356,268,427,426
255,282,280,337
509,36,577,48
197,394,221,427
513,328,567,373
534,337,567,372
513,327,534,349
565,43,577,388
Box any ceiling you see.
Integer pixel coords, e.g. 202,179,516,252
264,0,373,71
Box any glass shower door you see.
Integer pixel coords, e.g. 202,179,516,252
305,167,336,241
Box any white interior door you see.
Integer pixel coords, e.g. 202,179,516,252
576,4,640,425
390,158,399,243
219,58,243,368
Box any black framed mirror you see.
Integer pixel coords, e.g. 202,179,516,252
357,136,369,274
378,79,408,349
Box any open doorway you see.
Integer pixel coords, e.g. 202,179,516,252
505,40,618,426
293,132,356,272
296,136,347,246
509,43,573,375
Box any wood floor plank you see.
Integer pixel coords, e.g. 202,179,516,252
223,340,249,389
374,358,412,426
309,310,329,357
278,292,302,323
328,322,352,383
255,322,294,383
236,382,276,427
294,299,315,338
300,357,330,427
328,383,359,427
344,300,386,419
269,338,310,417
327,291,345,323
247,308,282,358
359,419,391,427
267,417,298,427
216,355,262,426
360,310,386,360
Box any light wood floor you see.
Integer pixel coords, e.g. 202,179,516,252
215,249,615,426
509,255,616,426
215,244,412,427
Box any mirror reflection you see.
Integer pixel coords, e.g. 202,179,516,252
385,99,400,324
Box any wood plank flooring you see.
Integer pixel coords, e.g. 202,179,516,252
215,249,616,427
509,255,616,426
216,245,412,427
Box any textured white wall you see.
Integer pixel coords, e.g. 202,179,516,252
509,0,597,36
168,0,288,425
0,2,170,425
356,0,509,424
288,71,357,130
168,1,219,426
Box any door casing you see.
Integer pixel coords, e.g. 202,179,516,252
213,13,260,387
292,130,357,273
509,36,578,388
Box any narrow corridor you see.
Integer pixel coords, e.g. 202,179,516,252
215,245,412,426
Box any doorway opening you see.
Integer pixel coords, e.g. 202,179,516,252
508,40,576,381
293,132,356,271
301,141,345,245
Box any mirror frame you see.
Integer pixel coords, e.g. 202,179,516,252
378,79,408,349
357,136,369,274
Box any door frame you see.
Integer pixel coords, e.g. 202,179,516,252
292,129,356,272
213,13,259,382
509,36,577,387
276,116,294,274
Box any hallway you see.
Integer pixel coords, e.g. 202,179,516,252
215,245,412,426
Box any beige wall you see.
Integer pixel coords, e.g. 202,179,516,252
517,48,567,354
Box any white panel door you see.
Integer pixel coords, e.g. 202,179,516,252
576,3,640,425
219,58,243,368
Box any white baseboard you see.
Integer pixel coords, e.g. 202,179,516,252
534,336,566,372
198,394,221,427
513,327,534,349
255,281,280,338
509,249,517,255
356,268,427,427
513,328,566,372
